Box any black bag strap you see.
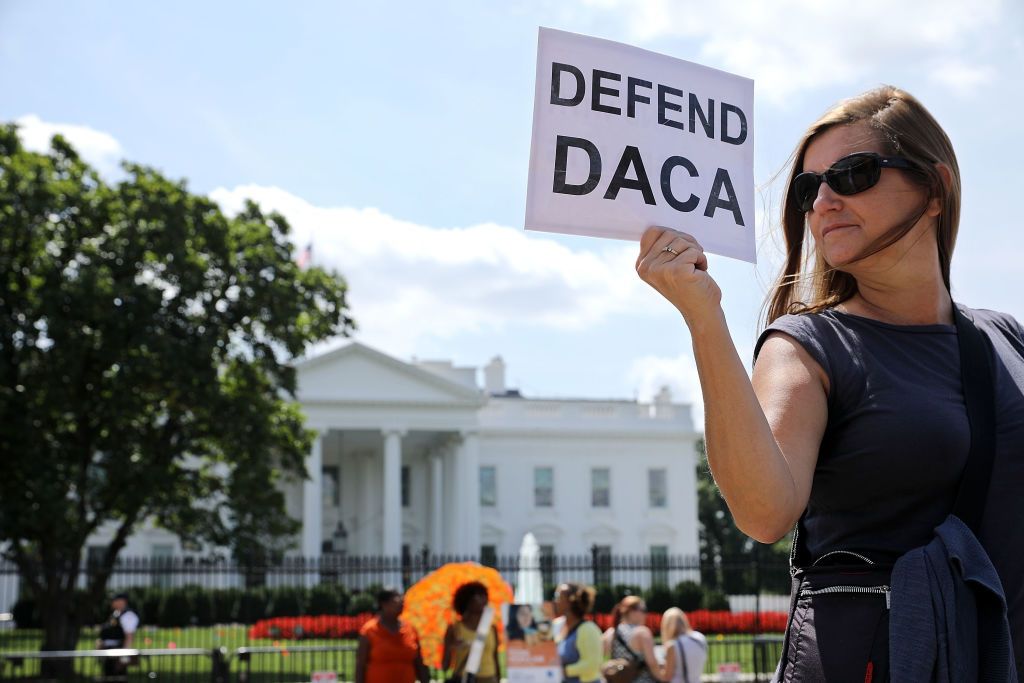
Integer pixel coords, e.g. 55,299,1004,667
789,302,997,568
676,635,706,682
950,304,997,533
613,625,644,667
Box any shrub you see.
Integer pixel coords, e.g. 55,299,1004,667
702,587,731,611
159,588,193,627
187,586,214,626
212,589,240,623
268,587,305,617
672,581,704,612
592,584,617,614
644,584,674,614
237,588,269,623
140,588,164,626
347,592,376,616
308,584,349,616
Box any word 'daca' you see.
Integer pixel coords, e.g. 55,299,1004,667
548,62,748,226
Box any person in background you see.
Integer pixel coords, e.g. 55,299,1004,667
602,595,665,682
660,608,707,683
96,592,139,681
441,581,501,683
552,582,602,683
355,588,429,683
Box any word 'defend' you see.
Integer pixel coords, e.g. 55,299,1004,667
550,62,748,146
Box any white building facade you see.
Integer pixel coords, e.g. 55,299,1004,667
288,342,702,561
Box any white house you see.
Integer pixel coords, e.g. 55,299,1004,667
0,342,703,613
286,342,702,561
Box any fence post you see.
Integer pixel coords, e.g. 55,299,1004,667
211,646,229,683
754,543,762,635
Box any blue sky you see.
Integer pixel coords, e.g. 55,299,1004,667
3,0,1023,419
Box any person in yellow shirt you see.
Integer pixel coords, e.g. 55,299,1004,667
553,583,602,683
441,581,501,683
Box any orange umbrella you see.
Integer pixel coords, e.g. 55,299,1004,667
401,562,514,669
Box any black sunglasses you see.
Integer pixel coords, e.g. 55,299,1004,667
791,152,920,212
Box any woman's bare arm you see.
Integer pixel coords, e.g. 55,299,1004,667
633,628,667,681
636,227,827,541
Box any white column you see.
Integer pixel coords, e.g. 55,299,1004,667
430,454,444,554
383,429,404,557
443,443,458,554
359,451,376,554
459,431,481,556
302,434,324,558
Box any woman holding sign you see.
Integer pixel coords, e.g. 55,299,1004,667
636,86,1021,680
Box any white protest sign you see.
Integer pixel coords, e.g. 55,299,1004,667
718,662,742,682
525,27,756,263
464,605,495,675
310,672,337,683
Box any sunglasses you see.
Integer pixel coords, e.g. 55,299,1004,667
791,152,920,212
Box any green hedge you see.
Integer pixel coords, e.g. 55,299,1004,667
13,584,366,628
13,580,731,629
591,581,732,616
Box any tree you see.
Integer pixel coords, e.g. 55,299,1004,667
0,125,354,661
695,438,792,594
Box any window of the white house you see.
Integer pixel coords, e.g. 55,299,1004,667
480,466,497,507
593,544,612,585
650,545,669,586
591,467,610,507
401,466,410,507
322,466,340,506
534,467,554,507
540,544,556,585
648,468,668,508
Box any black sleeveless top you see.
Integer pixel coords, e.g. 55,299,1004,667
754,306,1024,669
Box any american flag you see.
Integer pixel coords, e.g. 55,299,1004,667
295,242,312,270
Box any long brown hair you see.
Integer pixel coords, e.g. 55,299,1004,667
612,595,645,627
763,86,961,327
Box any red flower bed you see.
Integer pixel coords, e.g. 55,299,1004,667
250,610,788,641
248,614,374,640
594,609,787,634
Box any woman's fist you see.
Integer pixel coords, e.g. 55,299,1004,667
635,226,721,323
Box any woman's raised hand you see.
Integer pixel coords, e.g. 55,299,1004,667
635,226,721,324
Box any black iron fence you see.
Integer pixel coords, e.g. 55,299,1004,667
3,551,790,623
1,551,791,677
0,639,786,682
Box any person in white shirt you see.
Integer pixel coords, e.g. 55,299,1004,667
97,593,140,681
660,608,706,683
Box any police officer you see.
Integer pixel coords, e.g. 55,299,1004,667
96,593,139,681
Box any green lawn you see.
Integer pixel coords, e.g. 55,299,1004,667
0,627,783,680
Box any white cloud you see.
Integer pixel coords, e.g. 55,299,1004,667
14,114,125,176
929,60,996,94
626,336,759,430
578,0,1004,103
210,185,661,357
627,352,704,425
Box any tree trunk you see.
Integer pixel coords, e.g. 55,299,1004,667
39,592,83,681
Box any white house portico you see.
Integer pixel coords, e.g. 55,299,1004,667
292,343,487,559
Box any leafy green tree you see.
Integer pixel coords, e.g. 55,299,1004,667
695,438,792,594
0,125,353,660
